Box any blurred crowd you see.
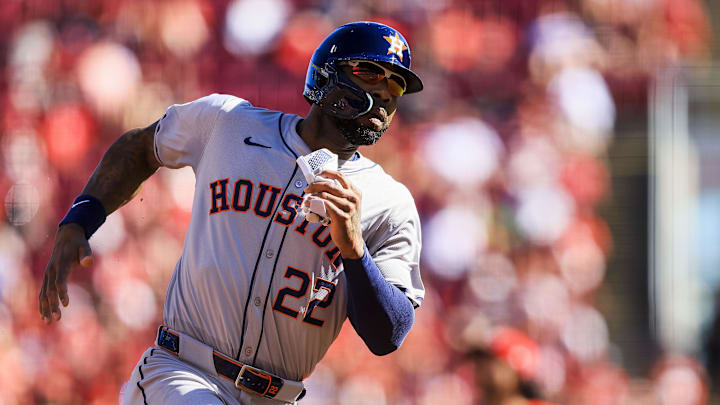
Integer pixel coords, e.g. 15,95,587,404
0,0,714,404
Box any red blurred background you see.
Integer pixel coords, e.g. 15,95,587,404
1,0,718,404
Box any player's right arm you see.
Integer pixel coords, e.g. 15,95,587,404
40,94,243,324
81,122,161,214
39,121,161,324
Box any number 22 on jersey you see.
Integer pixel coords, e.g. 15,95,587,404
272,266,337,327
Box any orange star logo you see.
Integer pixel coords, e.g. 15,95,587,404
384,33,407,62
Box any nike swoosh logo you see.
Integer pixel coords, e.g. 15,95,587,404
71,200,90,209
244,137,271,149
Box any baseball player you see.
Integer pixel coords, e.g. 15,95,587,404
39,21,424,404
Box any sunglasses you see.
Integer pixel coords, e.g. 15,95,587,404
342,60,407,97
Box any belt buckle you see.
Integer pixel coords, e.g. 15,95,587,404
235,365,281,398
157,327,180,355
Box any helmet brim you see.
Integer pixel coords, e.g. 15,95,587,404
398,66,423,94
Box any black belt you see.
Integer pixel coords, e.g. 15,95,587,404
157,327,306,401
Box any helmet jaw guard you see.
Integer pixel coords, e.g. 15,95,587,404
304,21,423,116
307,62,373,120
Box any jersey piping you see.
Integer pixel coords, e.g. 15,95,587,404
278,114,300,160
136,348,155,405
235,113,301,360
249,112,304,364
251,210,300,365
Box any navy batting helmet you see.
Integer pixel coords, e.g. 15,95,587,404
304,21,423,119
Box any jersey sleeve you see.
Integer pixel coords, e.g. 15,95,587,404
154,93,249,169
368,188,425,308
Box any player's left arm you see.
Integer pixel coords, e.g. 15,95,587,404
304,170,415,356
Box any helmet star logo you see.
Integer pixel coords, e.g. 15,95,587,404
384,33,407,61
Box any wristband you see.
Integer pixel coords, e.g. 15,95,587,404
59,194,107,239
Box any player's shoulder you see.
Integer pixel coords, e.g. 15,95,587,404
177,93,284,117
177,93,249,113
182,93,290,133
203,93,290,123
344,155,416,209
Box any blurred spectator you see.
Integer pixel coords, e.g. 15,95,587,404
651,355,708,405
465,326,548,405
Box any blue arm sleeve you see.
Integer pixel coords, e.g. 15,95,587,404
343,246,415,355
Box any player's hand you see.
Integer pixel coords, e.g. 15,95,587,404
39,223,94,324
304,170,364,259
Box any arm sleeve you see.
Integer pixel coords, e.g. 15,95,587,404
154,94,249,169
342,185,424,355
343,247,415,356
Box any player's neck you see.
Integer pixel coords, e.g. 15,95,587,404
298,109,359,161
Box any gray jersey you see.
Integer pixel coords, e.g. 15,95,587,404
153,93,424,382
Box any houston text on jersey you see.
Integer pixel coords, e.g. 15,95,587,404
208,177,344,270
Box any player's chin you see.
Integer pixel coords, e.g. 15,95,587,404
341,123,386,146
